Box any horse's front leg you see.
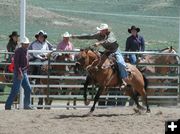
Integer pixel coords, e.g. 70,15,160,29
90,86,103,113
44,98,53,110
37,98,44,109
83,75,92,105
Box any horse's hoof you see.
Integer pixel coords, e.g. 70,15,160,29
137,105,145,110
146,109,151,113
84,100,90,105
133,108,140,113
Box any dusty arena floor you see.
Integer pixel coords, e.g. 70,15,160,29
0,106,180,134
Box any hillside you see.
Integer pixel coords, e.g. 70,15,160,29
0,0,179,50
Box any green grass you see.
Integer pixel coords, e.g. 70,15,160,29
0,0,179,50
0,85,11,102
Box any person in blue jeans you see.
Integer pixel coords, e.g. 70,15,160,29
125,25,145,64
5,37,32,110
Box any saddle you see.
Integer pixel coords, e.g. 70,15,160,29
101,55,132,77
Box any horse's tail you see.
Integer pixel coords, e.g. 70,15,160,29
142,74,148,91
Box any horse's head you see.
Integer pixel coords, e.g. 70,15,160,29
41,52,70,74
159,46,179,64
137,46,179,74
76,48,99,68
50,52,71,62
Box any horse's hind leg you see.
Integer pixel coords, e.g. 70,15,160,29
83,75,92,105
66,91,71,110
139,90,150,112
131,91,145,110
73,97,77,109
143,94,150,112
124,87,141,108
67,99,70,110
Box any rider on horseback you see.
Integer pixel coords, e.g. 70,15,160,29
72,23,129,88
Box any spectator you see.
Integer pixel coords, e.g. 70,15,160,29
125,25,145,64
29,30,53,62
28,30,53,78
5,37,33,110
57,32,74,60
6,31,19,61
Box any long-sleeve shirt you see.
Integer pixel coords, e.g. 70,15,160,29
125,35,145,52
6,39,18,62
28,40,53,60
14,47,29,74
74,32,119,52
57,40,74,51
6,39,18,52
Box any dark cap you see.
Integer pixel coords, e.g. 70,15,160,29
9,31,19,38
128,26,140,33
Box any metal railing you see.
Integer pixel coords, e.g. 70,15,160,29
0,49,179,109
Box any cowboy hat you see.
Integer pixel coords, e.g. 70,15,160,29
62,32,72,38
35,30,47,38
9,31,19,38
96,23,109,31
20,37,30,44
128,26,140,33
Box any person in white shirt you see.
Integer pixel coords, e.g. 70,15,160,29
29,30,53,62
28,30,53,81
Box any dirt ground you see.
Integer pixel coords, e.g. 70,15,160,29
0,106,180,134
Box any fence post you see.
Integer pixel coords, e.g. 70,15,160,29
178,10,180,103
19,0,26,109
46,52,51,106
178,58,180,103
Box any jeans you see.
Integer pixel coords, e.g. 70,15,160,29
114,50,128,79
129,54,137,64
5,71,32,109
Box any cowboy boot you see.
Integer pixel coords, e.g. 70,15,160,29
121,77,130,89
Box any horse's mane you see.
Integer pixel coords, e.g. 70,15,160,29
81,46,105,54
159,46,175,53
159,47,169,52
80,47,96,52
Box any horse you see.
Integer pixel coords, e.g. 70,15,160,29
76,48,150,113
33,52,81,109
137,46,179,96
138,46,178,74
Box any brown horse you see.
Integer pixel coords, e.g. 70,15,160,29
76,48,150,113
137,46,179,96
138,46,178,74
